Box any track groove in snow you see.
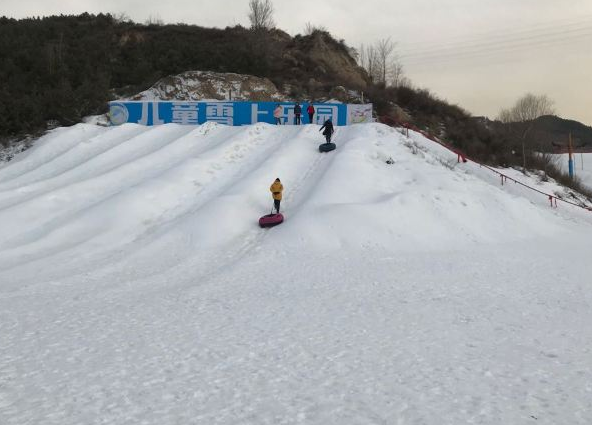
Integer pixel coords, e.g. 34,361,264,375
0,123,260,258
0,124,149,196
0,124,107,185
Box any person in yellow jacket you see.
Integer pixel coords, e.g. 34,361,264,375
270,178,283,214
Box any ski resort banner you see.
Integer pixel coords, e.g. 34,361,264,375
108,101,373,127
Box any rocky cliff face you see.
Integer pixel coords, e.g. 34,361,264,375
127,30,368,103
279,30,369,96
300,32,367,90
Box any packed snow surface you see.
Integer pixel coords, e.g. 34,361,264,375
1,122,591,424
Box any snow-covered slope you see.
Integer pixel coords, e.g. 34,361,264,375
1,123,591,424
553,152,592,190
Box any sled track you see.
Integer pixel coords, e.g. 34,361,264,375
0,125,241,267
173,128,355,290
0,125,306,289
80,127,355,294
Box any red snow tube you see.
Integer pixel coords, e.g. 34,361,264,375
259,213,284,228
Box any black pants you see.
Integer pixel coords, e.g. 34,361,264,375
274,199,281,214
325,133,332,143
295,114,301,125
308,113,314,123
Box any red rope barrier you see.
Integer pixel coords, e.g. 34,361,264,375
378,116,592,213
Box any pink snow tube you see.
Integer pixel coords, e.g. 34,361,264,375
259,213,284,228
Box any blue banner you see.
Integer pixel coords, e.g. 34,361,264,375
107,101,369,127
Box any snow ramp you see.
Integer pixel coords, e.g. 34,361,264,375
1,122,591,425
0,122,586,284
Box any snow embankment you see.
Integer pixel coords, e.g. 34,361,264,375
1,122,591,425
0,122,585,279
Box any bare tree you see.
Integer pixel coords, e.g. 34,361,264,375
498,93,555,172
145,14,164,26
397,76,413,88
248,0,275,31
358,43,366,70
304,22,327,35
498,93,555,137
368,46,380,82
390,61,405,87
508,93,555,123
376,37,395,84
359,39,408,87
358,44,380,82
497,108,513,124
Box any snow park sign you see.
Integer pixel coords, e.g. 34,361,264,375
108,101,373,127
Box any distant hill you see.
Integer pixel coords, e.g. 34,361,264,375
530,115,592,151
0,13,368,140
477,115,592,152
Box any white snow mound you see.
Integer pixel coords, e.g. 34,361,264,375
1,122,591,425
0,122,584,277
